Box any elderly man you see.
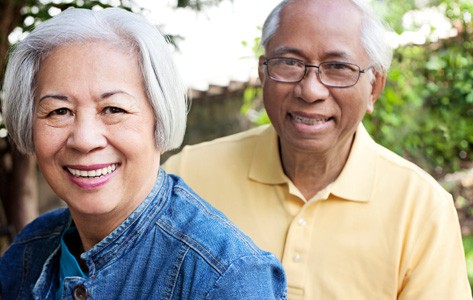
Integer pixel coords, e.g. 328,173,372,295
164,0,472,299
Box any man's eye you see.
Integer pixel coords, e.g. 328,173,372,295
325,63,354,71
104,106,125,114
282,58,300,66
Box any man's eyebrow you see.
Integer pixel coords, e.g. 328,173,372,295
271,47,351,61
319,51,351,61
272,47,306,57
38,94,68,102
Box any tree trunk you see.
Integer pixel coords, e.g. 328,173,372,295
0,143,38,235
0,0,39,241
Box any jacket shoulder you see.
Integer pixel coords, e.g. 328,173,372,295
0,208,68,299
12,208,70,244
159,175,273,271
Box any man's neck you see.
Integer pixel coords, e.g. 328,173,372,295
280,136,354,200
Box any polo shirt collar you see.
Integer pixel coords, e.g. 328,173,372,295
248,123,377,202
330,123,377,202
249,125,287,184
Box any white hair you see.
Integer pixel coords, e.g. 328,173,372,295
261,0,393,73
2,7,188,154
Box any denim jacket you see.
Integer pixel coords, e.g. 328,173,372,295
0,169,287,299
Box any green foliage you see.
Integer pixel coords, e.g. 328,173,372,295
365,29,473,176
16,0,135,36
366,0,473,176
241,83,269,126
243,2,473,177
240,34,269,126
177,0,227,10
462,235,473,291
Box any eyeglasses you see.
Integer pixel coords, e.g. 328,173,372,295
263,57,372,88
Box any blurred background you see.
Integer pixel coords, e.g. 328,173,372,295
0,0,472,290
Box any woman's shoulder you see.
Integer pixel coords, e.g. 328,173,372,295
0,208,69,298
11,207,70,245
161,175,275,267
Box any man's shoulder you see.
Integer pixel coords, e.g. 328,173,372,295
372,141,450,198
163,125,272,174
171,125,269,158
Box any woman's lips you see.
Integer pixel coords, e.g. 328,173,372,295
67,163,118,178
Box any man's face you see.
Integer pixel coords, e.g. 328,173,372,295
259,0,385,157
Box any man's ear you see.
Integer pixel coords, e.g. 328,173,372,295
367,70,386,113
258,55,267,84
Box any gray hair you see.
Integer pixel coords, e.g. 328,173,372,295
2,7,188,155
261,0,393,73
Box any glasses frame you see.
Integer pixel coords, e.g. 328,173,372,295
263,57,373,88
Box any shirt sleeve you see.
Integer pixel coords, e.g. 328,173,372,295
398,194,472,299
206,254,287,300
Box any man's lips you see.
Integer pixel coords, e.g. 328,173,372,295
289,113,332,125
66,163,118,178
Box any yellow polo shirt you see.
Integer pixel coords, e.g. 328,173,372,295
163,124,471,299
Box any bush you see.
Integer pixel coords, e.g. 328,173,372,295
365,31,473,177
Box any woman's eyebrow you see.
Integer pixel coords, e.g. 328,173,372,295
101,90,134,99
38,94,68,102
38,90,135,103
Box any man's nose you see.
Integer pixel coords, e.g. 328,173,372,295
295,68,330,103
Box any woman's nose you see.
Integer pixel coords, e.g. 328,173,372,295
66,112,107,153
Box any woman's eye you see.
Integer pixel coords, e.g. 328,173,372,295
104,106,125,114
48,108,71,116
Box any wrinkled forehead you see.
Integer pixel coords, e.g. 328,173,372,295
267,0,366,61
280,0,363,31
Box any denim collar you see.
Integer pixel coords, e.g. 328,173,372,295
79,169,167,274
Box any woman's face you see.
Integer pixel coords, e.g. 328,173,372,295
33,41,161,223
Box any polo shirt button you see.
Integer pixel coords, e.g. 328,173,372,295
73,284,87,300
293,253,301,263
297,218,307,226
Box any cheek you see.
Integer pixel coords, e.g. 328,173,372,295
33,122,62,158
338,86,372,113
263,83,288,111
111,120,157,153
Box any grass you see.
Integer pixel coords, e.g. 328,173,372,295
464,235,473,291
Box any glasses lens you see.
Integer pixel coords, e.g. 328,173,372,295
319,62,360,87
267,58,305,82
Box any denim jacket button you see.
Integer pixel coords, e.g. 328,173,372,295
73,284,87,300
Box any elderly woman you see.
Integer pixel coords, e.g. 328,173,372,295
0,8,286,299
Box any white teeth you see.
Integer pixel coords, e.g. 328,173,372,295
292,114,328,125
67,164,117,178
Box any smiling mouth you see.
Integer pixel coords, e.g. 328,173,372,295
67,164,118,178
290,113,331,125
